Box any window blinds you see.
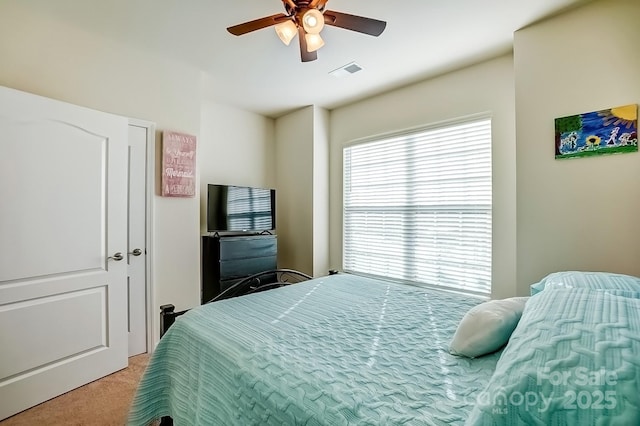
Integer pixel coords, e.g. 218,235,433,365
343,117,492,296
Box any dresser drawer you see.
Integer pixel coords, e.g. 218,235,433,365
220,271,278,293
219,256,277,280
219,236,277,260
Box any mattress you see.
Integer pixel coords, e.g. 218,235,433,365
128,274,500,425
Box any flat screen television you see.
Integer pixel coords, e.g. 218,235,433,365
207,184,276,232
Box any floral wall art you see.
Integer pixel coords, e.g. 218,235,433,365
162,130,196,197
555,104,638,159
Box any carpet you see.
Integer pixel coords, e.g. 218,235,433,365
0,353,150,426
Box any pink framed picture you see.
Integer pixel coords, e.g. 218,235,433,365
162,131,196,197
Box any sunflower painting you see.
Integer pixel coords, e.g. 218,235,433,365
554,104,638,159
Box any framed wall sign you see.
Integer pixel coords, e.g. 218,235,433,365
162,131,196,197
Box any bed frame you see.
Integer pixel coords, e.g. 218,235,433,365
159,268,313,337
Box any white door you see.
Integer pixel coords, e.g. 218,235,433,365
0,86,128,420
127,123,149,357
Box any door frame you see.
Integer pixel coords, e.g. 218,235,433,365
128,118,156,354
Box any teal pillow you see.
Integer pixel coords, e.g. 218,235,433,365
590,289,640,299
467,288,640,425
530,281,544,295
530,270,640,296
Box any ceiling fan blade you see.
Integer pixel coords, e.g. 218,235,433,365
309,0,329,9
298,27,318,62
227,13,289,36
282,0,297,10
323,10,387,36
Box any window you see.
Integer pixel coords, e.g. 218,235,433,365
343,116,492,296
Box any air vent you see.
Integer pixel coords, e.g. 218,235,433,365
329,62,363,78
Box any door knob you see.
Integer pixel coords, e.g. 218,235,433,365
129,248,143,256
108,252,124,261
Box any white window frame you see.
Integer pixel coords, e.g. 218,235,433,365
342,114,492,296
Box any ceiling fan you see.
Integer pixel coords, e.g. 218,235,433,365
227,0,387,62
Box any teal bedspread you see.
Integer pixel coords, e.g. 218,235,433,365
128,274,499,425
467,287,640,425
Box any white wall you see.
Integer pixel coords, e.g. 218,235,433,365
274,106,331,277
199,100,276,232
275,107,315,274
514,0,640,294
329,55,518,299
312,107,330,277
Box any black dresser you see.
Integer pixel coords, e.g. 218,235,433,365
201,234,277,304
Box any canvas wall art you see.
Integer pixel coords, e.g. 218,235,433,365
162,131,196,197
554,104,638,159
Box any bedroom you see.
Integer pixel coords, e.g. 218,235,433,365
1,0,639,423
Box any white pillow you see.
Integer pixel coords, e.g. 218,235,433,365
449,297,529,358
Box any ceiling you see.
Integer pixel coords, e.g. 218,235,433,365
21,0,589,118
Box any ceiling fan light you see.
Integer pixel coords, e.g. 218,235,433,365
302,9,324,34
305,33,324,52
275,20,298,45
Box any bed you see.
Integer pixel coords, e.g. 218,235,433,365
129,273,502,425
128,270,640,425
